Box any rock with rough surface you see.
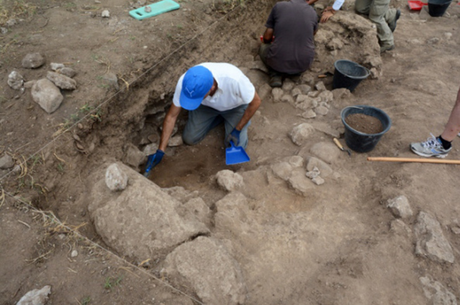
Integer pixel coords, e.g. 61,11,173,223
123,143,146,168
314,105,329,116
288,156,304,168
387,195,413,219
183,197,212,226
168,135,183,147
272,88,283,102
414,212,454,264
301,109,316,119
289,123,315,146
105,163,128,191
89,162,209,261
288,169,314,196
22,53,46,69
143,143,159,156
7,71,24,90
57,67,77,78
17,285,51,305
420,276,457,305
0,154,15,169
163,237,246,305
306,157,333,178
46,71,77,90
271,161,292,181
31,79,63,114
216,170,244,192
309,142,340,164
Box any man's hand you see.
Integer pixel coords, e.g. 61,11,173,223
144,149,164,177
321,8,335,23
226,128,241,147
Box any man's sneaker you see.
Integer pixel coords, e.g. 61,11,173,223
380,44,395,53
389,9,401,32
410,134,451,158
458,132,460,137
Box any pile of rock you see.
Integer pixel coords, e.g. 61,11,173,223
7,52,77,114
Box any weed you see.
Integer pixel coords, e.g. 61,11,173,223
90,108,103,122
0,0,36,26
104,276,123,290
104,277,112,290
80,296,91,305
56,162,65,173
70,113,80,122
97,83,110,89
64,2,77,10
130,36,136,41
79,103,93,114
177,24,183,29
30,154,42,167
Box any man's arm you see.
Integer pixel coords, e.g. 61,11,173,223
263,28,274,44
158,103,181,151
235,92,262,131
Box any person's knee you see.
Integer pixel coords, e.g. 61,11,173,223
182,130,200,146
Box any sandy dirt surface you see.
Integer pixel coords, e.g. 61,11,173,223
1,0,460,304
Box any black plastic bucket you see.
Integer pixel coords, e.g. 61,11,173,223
341,105,392,153
332,60,370,92
428,0,451,16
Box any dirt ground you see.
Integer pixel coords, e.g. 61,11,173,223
1,0,460,304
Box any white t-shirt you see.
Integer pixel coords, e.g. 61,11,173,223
173,63,256,112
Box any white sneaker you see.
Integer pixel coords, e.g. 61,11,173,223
410,134,451,158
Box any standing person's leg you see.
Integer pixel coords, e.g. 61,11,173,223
369,0,396,51
410,86,460,158
440,87,460,141
183,105,223,145
221,104,250,149
355,0,372,15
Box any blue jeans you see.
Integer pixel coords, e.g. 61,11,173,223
183,104,250,149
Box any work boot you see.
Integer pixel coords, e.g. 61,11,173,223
269,75,283,88
389,9,401,32
380,44,395,53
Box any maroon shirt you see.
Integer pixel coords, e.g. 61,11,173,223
265,0,318,74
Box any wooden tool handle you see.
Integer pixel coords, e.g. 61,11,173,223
367,157,460,164
333,138,344,150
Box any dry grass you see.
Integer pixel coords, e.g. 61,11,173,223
0,0,36,26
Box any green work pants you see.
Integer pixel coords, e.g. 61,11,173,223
355,0,397,47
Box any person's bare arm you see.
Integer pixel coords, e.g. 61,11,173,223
235,92,261,131
158,104,181,151
263,28,274,44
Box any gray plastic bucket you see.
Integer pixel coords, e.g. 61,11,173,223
332,60,370,92
341,105,392,153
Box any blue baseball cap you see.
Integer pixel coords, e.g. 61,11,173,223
180,66,213,110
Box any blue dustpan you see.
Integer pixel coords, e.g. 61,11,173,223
226,141,250,165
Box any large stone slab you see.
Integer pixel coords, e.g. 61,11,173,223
414,212,454,264
163,237,247,305
89,162,209,262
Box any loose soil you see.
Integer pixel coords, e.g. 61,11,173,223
345,113,384,134
2,0,460,304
